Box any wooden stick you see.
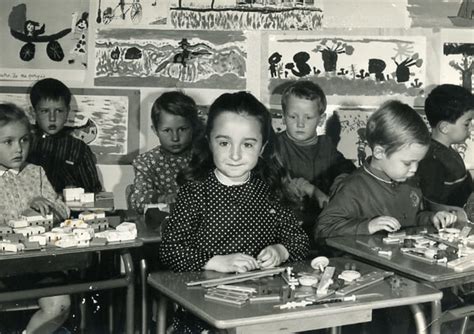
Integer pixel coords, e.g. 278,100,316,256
187,267,286,287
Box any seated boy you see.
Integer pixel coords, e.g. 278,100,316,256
0,103,70,333
416,84,473,209
28,78,103,194
275,81,355,237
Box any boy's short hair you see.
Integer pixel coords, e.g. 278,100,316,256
151,91,199,130
0,103,31,131
425,84,473,128
29,78,72,109
366,100,430,156
281,80,327,115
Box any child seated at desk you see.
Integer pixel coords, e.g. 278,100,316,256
130,91,202,214
28,77,102,194
416,84,473,211
0,103,70,334
315,100,457,240
159,92,309,332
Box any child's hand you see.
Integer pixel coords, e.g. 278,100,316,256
292,177,315,197
257,244,289,269
432,211,457,230
312,187,329,209
204,253,259,273
29,197,53,217
285,177,306,200
368,216,401,234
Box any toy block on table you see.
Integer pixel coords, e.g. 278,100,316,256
63,187,95,204
61,219,88,229
29,234,48,246
13,226,46,238
20,209,53,228
22,240,42,251
7,218,28,228
0,226,13,235
0,241,25,252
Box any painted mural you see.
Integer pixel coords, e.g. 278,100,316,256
268,35,426,104
95,29,247,89
0,86,140,165
95,0,169,26
169,0,323,30
408,0,474,28
0,0,89,81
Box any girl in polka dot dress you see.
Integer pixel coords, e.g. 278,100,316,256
130,91,203,214
159,91,309,333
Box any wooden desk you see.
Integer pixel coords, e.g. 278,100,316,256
148,257,442,334
326,235,474,289
0,240,143,334
66,192,115,212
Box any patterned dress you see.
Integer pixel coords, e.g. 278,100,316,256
0,164,69,224
130,146,191,213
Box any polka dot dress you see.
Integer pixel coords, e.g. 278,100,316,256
130,147,191,213
159,171,310,272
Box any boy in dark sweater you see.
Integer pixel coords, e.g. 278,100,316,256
28,78,102,194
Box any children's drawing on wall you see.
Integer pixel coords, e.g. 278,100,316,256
170,0,323,30
96,0,169,26
267,35,426,104
67,12,89,67
442,42,473,92
408,0,473,27
0,86,140,164
336,106,474,168
95,29,247,89
0,0,89,81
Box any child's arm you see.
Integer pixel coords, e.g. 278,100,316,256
274,206,310,262
78,144,103,193
417,158,447,205
288,176,329,208
38,167,69,221
257,244,289,269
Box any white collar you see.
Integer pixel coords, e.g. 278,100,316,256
214,169,250,186
0,169,19,176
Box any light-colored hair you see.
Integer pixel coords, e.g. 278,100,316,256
0,103,31,132
366,100,430,156
281,80,327,115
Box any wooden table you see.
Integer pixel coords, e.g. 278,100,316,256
0,239,143,334
148,257,442,334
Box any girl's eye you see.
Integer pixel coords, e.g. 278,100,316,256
3,140,12,145
244,143,254,148
179,127,190,132
218,141,228,147
56,109,66,114
40,109,49,114
21,137,30,144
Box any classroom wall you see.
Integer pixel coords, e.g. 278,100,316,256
1,0,472,209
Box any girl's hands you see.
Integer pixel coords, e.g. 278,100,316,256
29,196,53,217
432,211,457,230
204,253,259,273
368,216,401,234
257,244,289,269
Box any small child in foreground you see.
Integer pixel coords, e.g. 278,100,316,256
159,91,309,332
0,103,70,334
315,100,456,240
130,91,202,214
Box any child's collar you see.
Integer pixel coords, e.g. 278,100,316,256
0,168,20,176
214,169,250,186
363,159,396,185
285,131,319,146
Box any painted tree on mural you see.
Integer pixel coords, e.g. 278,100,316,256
444,43,474,90
312,39,354,72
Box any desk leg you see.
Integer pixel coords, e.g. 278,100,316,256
140,259,148,334
156,294,168,334
431,300,441,334
410,304,428,334
121,251,135,334
329,327,341,334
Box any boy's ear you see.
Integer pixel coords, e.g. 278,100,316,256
438,121,451,135
372,145,386,160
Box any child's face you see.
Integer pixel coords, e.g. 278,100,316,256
209,112,263,183
283,96,324,142
0,121,30,171
373,143,428,182
154,111,193,154
34,98,69,135
444,110,473,144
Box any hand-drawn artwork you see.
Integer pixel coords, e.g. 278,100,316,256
95,29,247,89
96,0,168,26
8,4,71,62
442,43,474,92
0,86,140,165
68,12,89,67
408,0,473,28
336,106,474,168
170,0,323,30
268,35,426,103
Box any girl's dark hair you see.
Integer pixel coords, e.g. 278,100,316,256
0,103,31,132
366,100,430,156
29,78,71,109
151,91,202,135
178,91,289,204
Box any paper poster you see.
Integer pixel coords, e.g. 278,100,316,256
95,29,247,89
94,0,169,27
267,34,426,104
408,0,474,28
169,0,323,30
0,86,140,165
0,0,89,82
440,29,473,93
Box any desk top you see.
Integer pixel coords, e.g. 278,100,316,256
148,258,441,330
67,192,115,212
327,235,474,289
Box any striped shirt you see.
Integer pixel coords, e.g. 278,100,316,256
0,164,69,224
28,127,102,194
